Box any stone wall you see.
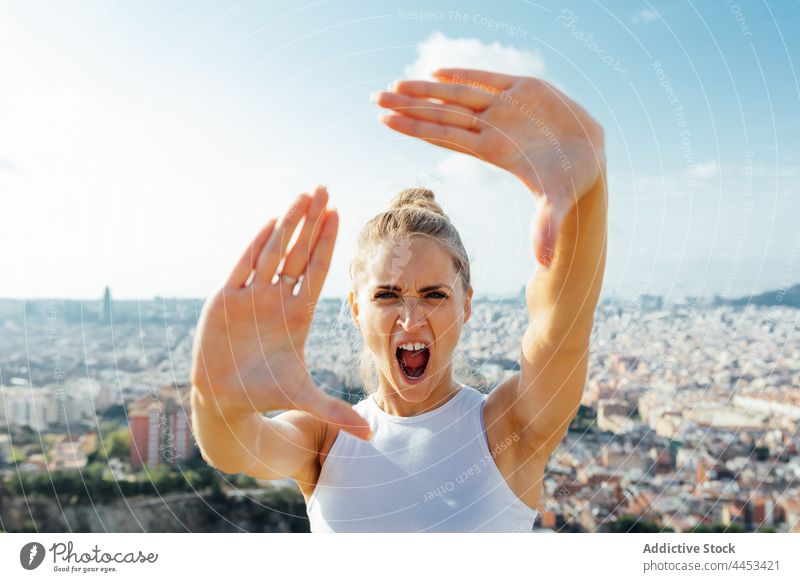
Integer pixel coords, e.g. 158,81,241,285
0,488,310,533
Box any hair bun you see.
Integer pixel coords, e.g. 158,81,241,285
389,188,447,218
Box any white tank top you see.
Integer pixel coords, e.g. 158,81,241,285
306,385,538,532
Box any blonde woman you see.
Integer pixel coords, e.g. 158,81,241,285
190,68,607,532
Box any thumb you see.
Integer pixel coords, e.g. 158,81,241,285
530,199,569,268
295,389,372,440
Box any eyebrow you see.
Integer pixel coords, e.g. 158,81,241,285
375,284,453,293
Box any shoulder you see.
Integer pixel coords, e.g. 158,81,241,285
458,385,489,414
320,396,372,459
482,374,518,421
482,372,560,462
292,397,367,502
481,373,531,450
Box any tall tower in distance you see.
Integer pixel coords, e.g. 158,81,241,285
102,286,112,324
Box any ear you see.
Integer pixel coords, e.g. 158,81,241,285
349,290,360,327
463,286,474,325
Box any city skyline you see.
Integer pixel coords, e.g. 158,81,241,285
0,278,797,303
2,294,798,532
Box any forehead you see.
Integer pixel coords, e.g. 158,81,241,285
361,236,458,287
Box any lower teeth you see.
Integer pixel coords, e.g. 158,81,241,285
397,348,429,380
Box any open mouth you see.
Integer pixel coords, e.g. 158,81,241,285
395,343,431,383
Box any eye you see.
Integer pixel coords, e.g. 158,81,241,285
375,291,398,299
427,291,448,299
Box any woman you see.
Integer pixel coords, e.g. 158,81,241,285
190,68,607,532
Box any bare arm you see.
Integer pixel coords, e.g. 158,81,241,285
514,168,607,456
191,386,324,480
374,68,607,459
189,187,370,482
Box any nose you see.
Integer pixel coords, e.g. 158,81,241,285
396,296,426,329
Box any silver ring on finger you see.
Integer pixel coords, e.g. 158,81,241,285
280,274,298,287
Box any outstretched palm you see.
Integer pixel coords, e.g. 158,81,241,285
190,187,370,438
373,68,605,267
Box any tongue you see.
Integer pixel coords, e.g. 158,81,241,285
400,348,428,369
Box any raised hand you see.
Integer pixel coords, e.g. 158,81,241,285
190,186,371,439
371,68,606,268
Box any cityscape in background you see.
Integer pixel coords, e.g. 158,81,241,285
0,284,798,533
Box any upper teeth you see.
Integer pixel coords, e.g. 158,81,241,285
399,342,427,351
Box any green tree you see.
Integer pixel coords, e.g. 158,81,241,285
9,446,26,463
688,522,745,533
714,523,745,533
14,519,38,533
234,473,258,488
209,479,225,502
51,471,87,499
106,430,130,459
612,515,662,533
101,404,128,421
95,429,130,462
753,446,769,462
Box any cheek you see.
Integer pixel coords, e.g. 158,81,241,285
430,307,464,341
361,308,397,340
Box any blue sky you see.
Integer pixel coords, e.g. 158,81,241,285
1,0,799,301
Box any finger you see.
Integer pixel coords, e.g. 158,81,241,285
295,388,372,440
389,79,495,111
379,113,482,157
300,208,338,306
432,68,518,91
253,193,312,285
225,218,278,288
530,199,570,268
279,185,329,280
371,91,479,131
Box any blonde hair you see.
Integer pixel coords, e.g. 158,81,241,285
342,188,472,394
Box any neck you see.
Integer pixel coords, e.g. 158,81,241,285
373,368,461,417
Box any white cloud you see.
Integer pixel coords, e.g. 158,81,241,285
403,31,547,80
399,30,550,209
631,9,659,24
693,159,719,180
435,154,501,187
429,153,539,290
395,32,556,291
0,157,21,174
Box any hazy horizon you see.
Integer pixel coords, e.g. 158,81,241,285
1,273,795,304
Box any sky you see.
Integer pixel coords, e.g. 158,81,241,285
1,0,799,302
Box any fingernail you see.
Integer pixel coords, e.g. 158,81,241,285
387,81,398,91
369,91,380,102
